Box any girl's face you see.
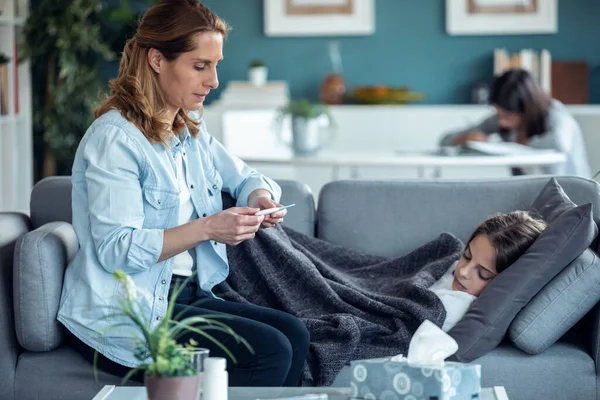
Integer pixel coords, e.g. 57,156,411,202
150,32,223,116
452,234,498,296
494,105,523,131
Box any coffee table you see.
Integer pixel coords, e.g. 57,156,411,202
93,385,509,400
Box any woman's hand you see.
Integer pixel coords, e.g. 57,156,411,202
247,189,286,229
252,195,287,229
202,207,264,246
452,130,489,145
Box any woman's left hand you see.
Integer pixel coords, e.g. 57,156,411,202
253,196,287,229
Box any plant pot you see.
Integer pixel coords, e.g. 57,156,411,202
248,66,268,86
291,117,323,155
145,374,200,400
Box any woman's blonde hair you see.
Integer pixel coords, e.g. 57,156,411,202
95,0,230,144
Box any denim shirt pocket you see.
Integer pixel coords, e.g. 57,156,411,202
205,167,223,197
142,186,179,228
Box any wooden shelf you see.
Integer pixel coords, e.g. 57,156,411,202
0,114,25,124
0,115,16,124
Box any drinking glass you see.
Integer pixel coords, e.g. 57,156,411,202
179,347,210,373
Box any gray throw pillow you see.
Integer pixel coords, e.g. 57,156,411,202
506,178,600,354
529,178,576,223
448,203,598,363
509,248,600,354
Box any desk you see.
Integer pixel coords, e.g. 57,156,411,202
239,151,567,179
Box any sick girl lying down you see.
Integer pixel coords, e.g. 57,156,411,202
429,210,547,331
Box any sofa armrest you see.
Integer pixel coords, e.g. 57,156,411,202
0,212,31,400
587,302,600,376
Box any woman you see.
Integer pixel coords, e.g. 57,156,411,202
57,0,310,387
429,210,546,331
440,69,591,177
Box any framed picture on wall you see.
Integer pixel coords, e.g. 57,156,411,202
264,0,375,37
446,0,557,35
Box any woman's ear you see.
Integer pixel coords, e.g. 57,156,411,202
147,48,163,74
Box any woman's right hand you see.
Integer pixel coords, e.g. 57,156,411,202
202,207,265,246
452,130,489,145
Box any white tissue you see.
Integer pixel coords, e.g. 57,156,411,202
398,320,459,367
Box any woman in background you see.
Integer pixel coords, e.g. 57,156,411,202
440,69,591,177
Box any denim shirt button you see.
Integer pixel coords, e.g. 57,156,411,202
213,241,217,246
161,279,166,284
202,213,207,217
156,316,162,321
157,199,161,204
159,297,164,301
212,184,217,190
190,184,195,189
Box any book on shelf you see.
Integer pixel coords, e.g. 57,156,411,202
14,43,18,114
494,48,552,94
0,63,9,116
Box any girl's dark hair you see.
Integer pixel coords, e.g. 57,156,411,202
468,211,547,273
489,69,552,139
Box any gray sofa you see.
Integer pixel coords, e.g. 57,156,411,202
2,175,600,400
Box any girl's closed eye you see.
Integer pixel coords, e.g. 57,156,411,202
463,249,471,260
194,64,206,71
477,266,494,281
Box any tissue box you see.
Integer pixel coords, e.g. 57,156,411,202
349,357,481,400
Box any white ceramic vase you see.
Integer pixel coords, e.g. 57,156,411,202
248,66,268,86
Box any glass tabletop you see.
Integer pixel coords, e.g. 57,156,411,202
93,385,508,400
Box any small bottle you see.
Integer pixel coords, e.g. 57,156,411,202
202,357,228,400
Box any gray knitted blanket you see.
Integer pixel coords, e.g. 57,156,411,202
215,225,463,386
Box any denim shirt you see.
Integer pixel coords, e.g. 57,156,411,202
57,109,281,367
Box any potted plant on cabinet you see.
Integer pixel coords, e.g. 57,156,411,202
248,59,268,86
100,270,249,400
275,100,335,155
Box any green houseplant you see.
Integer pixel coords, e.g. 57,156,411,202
102,270,249,400
20,0,115,178
275,100,335,155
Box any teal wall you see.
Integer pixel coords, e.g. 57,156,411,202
196,0,600,105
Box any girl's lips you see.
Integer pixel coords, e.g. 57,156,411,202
453,277,467,291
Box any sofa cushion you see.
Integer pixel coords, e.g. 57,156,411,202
30,176,73,229
509,248,600,354
448,203,598,362
276,180,316,237
474,342,596,400
507,178,600,354
14,222,78,351
317,177,600,257
15,346,137,400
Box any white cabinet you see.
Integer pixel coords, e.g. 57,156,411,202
206,104,600,197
